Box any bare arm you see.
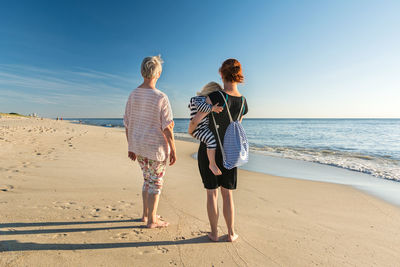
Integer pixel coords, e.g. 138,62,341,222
188,112,208,135
188,96,223,135
163,122,177,166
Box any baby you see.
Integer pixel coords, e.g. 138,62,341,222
188,82,223,175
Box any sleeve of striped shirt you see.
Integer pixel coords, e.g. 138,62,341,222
160,95,174,130
194,97,212,113
123,94,132,128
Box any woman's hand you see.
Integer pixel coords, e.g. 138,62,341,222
128,151,136,161
169,148,177,166
211,103,223,113
163,122,177,166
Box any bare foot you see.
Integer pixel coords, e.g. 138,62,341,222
207,232,219,242
227,233,239,242
209,164,222,176
141,215,161,223
147,220,169,229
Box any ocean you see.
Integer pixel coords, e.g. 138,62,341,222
66,118,400,183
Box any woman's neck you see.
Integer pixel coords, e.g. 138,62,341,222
138,78,158,90
223,81,241,96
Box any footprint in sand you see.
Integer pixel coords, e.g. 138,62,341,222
132,229,144,235
52,233,68,239
157,247,169,253
52,201,76,209
118,201,135,207
21,161,32,168
169,260,178,266
111,232,129,240
191,230,207,237
90,208,101,217
138,247,169,255
106,205,117,212
0,184,14,192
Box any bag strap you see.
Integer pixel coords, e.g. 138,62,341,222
218,91,244,122
211,112,226,162
218,91,233,123
237,97,244,121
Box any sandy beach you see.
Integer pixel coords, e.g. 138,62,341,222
1,116,400,267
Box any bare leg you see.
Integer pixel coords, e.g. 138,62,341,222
206,189,219,241
221,187,238,242
207,149,222,176
147,193,169,228
141,190,149,222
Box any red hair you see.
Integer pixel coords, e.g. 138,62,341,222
219,58,244,83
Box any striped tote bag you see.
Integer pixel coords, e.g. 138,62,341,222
211,91,249,170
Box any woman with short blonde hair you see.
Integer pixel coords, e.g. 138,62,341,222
124,55,176,228
141,55,163,79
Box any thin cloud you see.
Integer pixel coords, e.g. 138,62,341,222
0,64,139,115
0,64,136,96
73,67,137,84
0,89,59,105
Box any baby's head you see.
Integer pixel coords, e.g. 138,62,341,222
197,82,222,96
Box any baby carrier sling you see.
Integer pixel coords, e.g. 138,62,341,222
211,91,249,170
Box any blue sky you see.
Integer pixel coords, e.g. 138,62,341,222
1,0,399,118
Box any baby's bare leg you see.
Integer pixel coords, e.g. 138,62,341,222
207,148,222,176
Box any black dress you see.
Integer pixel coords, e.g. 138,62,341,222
197,90,248,190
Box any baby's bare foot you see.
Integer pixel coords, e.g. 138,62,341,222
209,164,222,176
208,232,219,242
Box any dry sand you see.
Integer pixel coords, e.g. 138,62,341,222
1,117,400,266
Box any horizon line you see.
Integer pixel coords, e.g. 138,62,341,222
60,117,400,120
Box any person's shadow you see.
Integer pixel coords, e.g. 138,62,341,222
0,219,213,252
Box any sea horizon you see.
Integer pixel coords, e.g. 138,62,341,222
62,117,400,120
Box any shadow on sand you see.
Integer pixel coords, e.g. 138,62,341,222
0,219,142,228
0,219,213,252
1,236,211,252
0,219,144,236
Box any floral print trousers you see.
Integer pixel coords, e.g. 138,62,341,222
137,155,167,195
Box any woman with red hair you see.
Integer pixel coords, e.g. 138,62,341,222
197,58,248,242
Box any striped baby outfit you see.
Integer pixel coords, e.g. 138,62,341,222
188,96,217,149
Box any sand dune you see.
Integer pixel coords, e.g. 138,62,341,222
1,117,400,266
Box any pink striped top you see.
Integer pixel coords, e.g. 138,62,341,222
124,87,174,161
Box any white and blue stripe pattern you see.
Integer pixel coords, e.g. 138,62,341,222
222,120,249,169
188,96,217,149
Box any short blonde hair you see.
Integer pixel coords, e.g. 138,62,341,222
197,82,222,96
141,55,163,79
